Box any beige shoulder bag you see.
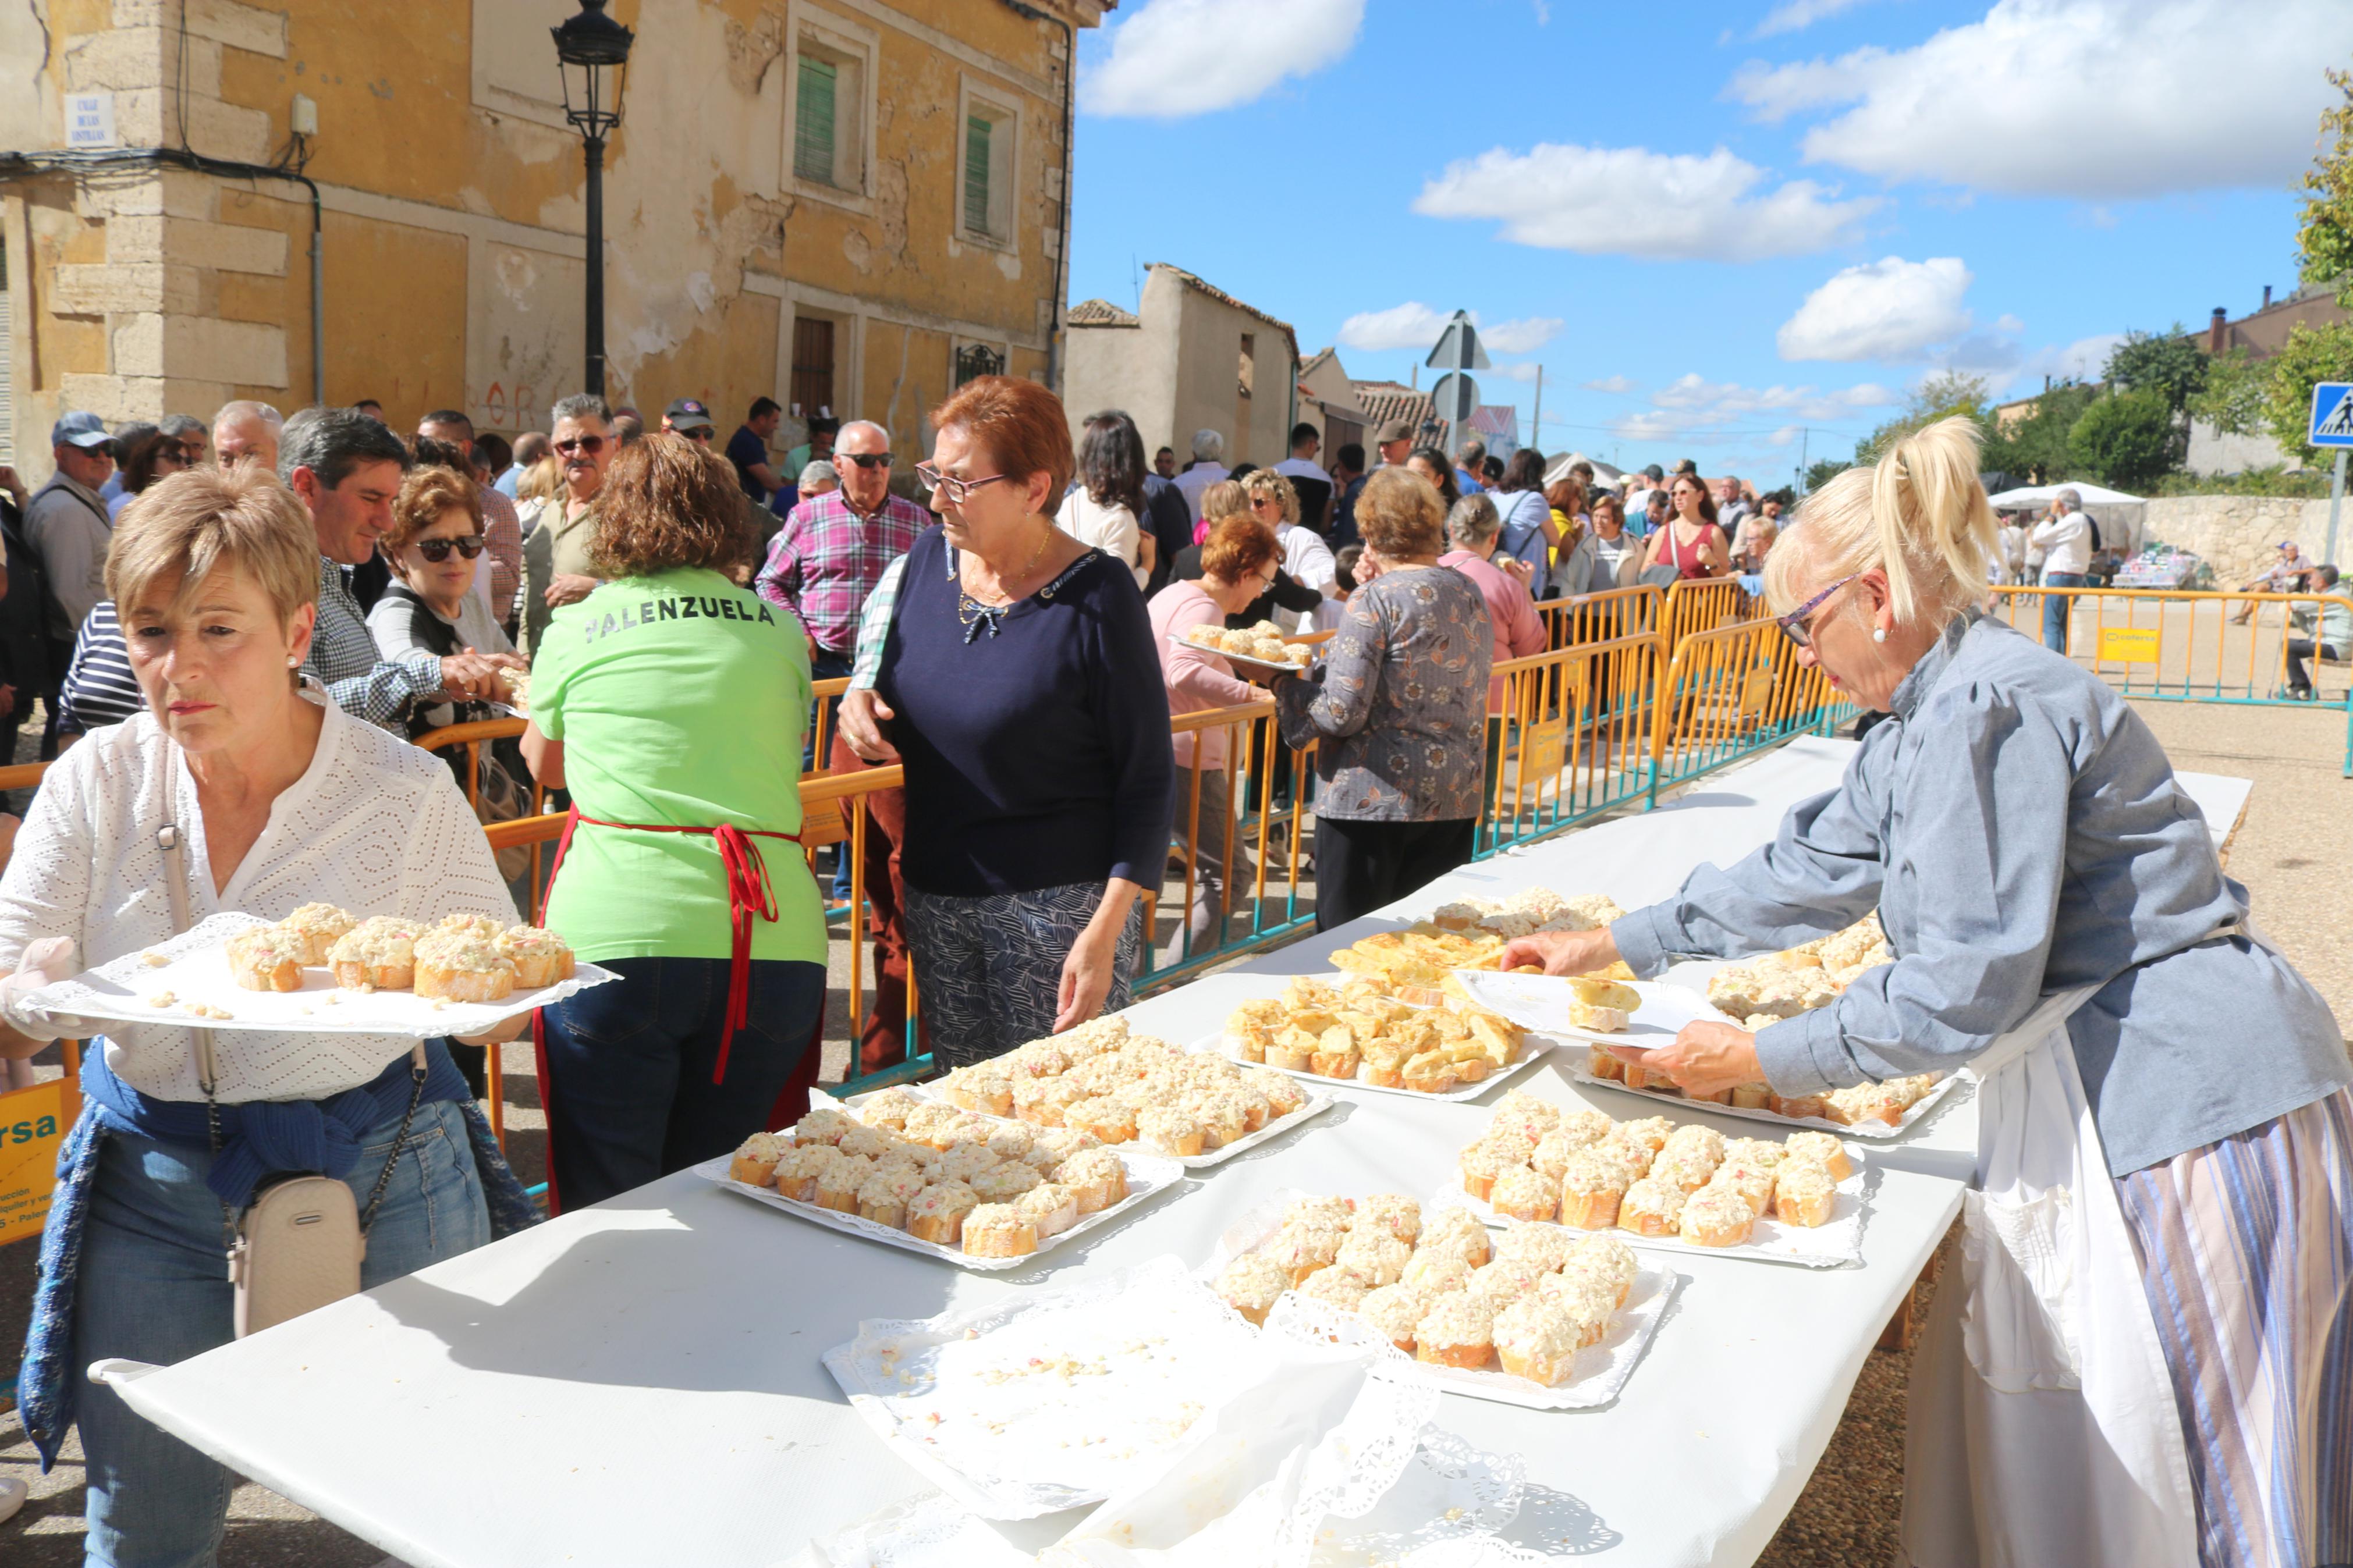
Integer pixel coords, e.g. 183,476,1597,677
158,824,427,1336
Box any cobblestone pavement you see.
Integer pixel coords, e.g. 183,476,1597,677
2,694,2344,1564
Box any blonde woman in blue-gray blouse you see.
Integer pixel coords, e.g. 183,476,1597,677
1504,419,2351,1568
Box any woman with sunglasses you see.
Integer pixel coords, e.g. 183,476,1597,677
838,376,1173,1067
1501,417,2352,1568
368,463,520,735
1639,472,1731,581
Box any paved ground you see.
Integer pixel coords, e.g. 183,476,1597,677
1,692,2344,1564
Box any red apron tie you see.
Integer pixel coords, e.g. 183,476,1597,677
539,805,799,1086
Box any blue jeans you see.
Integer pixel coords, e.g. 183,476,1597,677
75,1099,489,1568
538,955,824,1210
2042,571,2086,653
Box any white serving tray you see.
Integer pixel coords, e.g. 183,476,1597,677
1190,1029,1561,1104
886,1075,1337,1171
822,1257,1273,1519
1195,1190,1677,1411
1435,1142,1871,1270
26,911,616,1039
1559,1055,1965,1140
688,1140,1185,1274
1166,631,1314,674
1446,972,1735,1047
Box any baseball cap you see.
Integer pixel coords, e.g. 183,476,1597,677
663,397,715,433
51,411,111,450
1642,464,1665,481
1375,418,1415,445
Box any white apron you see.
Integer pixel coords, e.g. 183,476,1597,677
1902,986,2201,1568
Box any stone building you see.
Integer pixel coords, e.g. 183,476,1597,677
0,0,1108,478
1062,264,1298,468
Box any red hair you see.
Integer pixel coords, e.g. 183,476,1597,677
928,375,1074,508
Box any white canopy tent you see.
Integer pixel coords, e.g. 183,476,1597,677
1986,481,2147,556
1546,451,1626,489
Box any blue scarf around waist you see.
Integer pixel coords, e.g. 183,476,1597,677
17,1038,537,1470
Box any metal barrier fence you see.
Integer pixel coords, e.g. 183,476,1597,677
1660,577,1761,653
1649,616,1858,792
1477,631,1665,857
1989,585,2353,774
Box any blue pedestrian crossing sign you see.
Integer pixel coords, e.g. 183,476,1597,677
2311,382,2353,447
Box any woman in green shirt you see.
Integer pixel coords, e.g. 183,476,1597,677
520,435,827,1211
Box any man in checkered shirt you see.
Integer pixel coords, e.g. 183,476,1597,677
280,407,517,731
753,418,927,683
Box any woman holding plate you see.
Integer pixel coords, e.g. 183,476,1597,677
1500,418,2351,1568
0,463,537,1563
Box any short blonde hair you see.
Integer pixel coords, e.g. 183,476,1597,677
106,463,318,627
1357,467,1446,557
1198,479,1250,524
1239,467,1298,527
387,465,482,560
1764,415,1995,625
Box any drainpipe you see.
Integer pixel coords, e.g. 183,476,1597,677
1000,0,1075,394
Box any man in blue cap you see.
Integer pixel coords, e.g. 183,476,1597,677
27,412,117,753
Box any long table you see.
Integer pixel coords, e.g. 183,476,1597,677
97,738,2252,1567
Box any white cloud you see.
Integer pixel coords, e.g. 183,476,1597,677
1755,0,1879,38
1079,0,1364,119
2014,332,2127,390
1333,303,1561,355
1611,376,1897,443
1412,143,1879,259
1777,256,1975,362
1728,0,2353,200
1584,374,1637,394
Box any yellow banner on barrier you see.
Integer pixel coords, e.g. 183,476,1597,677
0,1078,74,1245
2098,626,2160,663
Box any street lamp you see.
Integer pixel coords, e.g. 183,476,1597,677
552,0,634,399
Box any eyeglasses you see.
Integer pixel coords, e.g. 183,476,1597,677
839,451,893,470
683,428,712,443
1250,492,1281,507
1774,573,1860,649
914,463,1010,504
554,435,606,456
414,535,488,563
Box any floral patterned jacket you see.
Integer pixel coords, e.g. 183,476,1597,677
1273,565,1491,822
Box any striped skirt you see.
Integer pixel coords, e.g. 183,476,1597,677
2117,1087,2353,1568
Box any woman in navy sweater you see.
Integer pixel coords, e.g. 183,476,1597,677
839,378,1173,1068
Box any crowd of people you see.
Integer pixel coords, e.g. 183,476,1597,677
0,377,2345,1562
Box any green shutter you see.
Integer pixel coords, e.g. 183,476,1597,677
964,113,992,235
796,56,837,186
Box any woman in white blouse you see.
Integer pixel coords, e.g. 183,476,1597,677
1056,411,1155,589
0,464,535,1562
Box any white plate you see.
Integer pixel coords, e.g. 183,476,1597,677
1445,972,1735,1047
1165,631,1314,674
26,911,616,1039
1188,1030,1562,1104
883,1077,1337,1171
1433,1144,1871,1270
1194,1189,1678,1410
688,1141,1185,1273
1558,1057,1965,1140
821,1257,1274,1518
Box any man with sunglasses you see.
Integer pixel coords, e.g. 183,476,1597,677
516,394,616,656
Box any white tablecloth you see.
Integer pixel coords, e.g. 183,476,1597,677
100,738,2253,1567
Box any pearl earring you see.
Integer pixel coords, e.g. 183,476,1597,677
1872,627,1887,643
288,655,300,668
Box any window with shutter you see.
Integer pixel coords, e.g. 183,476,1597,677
796,56,838,187
964,115,992,237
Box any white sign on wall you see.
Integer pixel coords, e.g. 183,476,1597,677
65,93,116,148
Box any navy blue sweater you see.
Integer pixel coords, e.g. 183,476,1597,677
876,527,1174,897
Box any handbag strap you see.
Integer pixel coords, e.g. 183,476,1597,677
154,824,427,1236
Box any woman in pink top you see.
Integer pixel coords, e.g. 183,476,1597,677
1146,515,1282,962
1440,494,1548,813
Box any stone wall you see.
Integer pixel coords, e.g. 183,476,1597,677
2140,494,2343,584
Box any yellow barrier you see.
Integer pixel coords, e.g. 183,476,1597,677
1536,583,1664,650
1149,699,1318,981
1482,630,1666,853
1651,616,1852,787
1660,576,1759,655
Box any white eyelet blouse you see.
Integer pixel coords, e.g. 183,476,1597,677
0,694,519,1103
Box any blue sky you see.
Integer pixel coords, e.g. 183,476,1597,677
1066,0,2353,486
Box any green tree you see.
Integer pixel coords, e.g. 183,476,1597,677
2258,319,2353,465
1981,382,2096,485
1801,458,1850,494
1852,371,1993,465
2187,349,2269,436
2297,65,2353,293
2067,388,2182,491
2103,326,2208,415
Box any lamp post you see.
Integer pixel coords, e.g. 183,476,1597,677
552,0,634,399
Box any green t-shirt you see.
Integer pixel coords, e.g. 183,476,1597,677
531,567,827,966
